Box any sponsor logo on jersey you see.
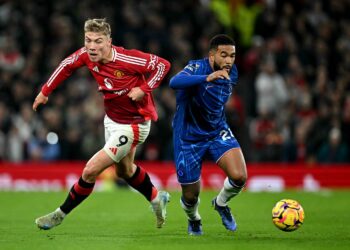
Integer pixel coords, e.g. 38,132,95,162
113,88,129,96
104,78,113,89
147,55,158,70
114,70,124,78
93,66,99,72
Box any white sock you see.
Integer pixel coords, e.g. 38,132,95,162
150,192,159,204
180,197,201,221
56,207,66,217
216,177,244,207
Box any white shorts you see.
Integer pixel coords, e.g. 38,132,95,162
103,115,151,162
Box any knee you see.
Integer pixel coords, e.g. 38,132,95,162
82,164,99,182
116,164,134,179
182,195,198,205
228,161,248,187
227,166,247,187
231,172,247,187
182,191,200,205
235,175,247,187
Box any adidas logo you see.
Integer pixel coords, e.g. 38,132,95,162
109,147,117,155
93,66,99,72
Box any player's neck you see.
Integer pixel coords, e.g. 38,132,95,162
101,47,113,64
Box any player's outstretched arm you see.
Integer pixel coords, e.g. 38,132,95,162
169,72,207,89
32,91,48,111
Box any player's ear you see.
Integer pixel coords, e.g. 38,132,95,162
208,50,215,63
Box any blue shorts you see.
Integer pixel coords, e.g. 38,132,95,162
173,127,240,184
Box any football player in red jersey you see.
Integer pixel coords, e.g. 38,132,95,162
33,18,171,230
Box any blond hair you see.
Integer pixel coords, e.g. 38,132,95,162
84,18,111,37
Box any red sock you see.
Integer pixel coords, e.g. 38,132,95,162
60,177,94,214
125,166,158,201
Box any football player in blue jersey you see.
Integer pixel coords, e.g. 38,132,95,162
169,34,247,235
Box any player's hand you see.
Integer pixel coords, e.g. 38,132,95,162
128,87,145,102
206,70,230,82
32,92,48,111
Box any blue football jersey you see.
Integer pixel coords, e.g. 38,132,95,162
170,58,238,141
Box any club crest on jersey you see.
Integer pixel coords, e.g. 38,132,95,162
229,84,233,94
114,70,124,78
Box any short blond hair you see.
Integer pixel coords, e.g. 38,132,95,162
84,18,111,37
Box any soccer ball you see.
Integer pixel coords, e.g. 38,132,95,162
272,199,305,232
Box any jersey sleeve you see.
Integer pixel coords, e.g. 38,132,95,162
169,61,207,89
41,47,87,96
121,49,171,93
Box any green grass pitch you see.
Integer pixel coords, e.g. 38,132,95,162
0,189,349,250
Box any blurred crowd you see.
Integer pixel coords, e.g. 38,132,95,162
0,0,349,163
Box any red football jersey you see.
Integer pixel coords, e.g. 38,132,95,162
41,45,171,124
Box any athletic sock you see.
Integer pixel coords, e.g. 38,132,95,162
180,196,201,221
124,165,157,201
60,176,95,214
216,177,245,207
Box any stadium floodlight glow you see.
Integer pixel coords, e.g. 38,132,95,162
46,132,59,144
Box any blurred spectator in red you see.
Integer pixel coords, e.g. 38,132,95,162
249,108,283,161
0,35,25,73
